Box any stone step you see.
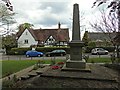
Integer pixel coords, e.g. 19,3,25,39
36,66,51,75
28,72,38,77
36,71,43,75
40,74,117,82
20,75,30,80
20,65,50,80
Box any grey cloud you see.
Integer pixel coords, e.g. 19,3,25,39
12,0,72,29
32,13,71,28
39,2,69,14
34,15,59,26
30,2,72,27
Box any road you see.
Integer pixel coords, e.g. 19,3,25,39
1,53,111,60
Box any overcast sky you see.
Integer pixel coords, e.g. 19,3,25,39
1,0,108,39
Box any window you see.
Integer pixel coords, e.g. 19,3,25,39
49,38,53,41
25,32,27,35
24,39,28,44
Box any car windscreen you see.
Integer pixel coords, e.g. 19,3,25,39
98,48,105,51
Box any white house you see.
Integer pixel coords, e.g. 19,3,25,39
16,23,69,47
17,29,38,47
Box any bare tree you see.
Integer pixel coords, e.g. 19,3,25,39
92,0,120,12
91,12,120,62
90,10,117,44
92,0,120,61
0,1,15,35
1,0,13,11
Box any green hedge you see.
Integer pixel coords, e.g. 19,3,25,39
7,46,70,55
36,47,70,54
85,46,95,53
102,47,115,52
7,47,31,55
7,46,115,55
85,46,115,53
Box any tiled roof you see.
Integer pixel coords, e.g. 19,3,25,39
16,28,69,42
88,32,116,41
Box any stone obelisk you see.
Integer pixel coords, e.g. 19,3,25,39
65,3,86,69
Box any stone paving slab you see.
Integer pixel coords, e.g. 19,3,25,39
36,65,50,72
19,65,50,80
41,64,119,82
28,71,38,77
36,71,43,75
21,75,30,80
62,64,91,72
13,64,119,88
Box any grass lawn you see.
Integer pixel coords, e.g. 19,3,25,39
1,59,65,78
1,58,111,78
2,60,37,78
87,57,111,63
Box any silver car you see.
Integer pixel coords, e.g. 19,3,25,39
91,48,109,55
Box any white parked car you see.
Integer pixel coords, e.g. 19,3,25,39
0,49,5,53
91,48,109,55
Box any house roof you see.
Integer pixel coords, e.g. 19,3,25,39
88,32,116,41
16,27,69,42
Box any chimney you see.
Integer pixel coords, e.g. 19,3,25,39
58,22,61,29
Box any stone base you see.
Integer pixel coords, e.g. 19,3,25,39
62,59,91,72
66,59,86,69
62,63,91,72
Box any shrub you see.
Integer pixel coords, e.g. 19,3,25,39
85,46,95,53
7,47,70,55
2,75,18,88
2,79,14,88
83,55,89,62
110,54,116,63
88,41,96,47
102,47,115,52
7,47,31,55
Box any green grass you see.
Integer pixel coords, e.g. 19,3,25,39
1,57,111,78
1,59,65,78
2,60,37,78
87,57,111,63
42,59,65,64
